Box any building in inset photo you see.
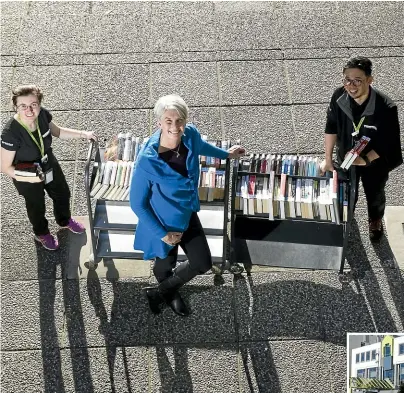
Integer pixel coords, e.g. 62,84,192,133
348,334,404,393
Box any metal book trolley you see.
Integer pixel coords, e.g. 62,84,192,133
84,138,232,271
228,154,357,277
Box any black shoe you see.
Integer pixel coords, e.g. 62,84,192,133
369,218,383,243
166,291,190,317
144,287,163,314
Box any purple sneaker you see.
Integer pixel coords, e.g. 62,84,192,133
61,218,85,234
34,233,59,251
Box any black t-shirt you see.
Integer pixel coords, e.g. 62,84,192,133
1,108,53,164
350,94,370,123
159,142,189,178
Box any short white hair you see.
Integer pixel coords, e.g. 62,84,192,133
154,94,189,122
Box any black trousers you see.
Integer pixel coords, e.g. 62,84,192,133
154,212,212,285
13,151,71,235
354,159,389,221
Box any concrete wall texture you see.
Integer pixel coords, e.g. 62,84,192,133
1,2,404,393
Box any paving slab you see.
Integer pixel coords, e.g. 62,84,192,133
13,65,83,111
149,344,239,393
61,346,149,393
81,64,150,110
214,2,279,51
222,105,296,153
0,349,65,393
150,2,218,52
384,206,404,268
234,271,323,342
1,280,65,350
149,274,236,346
17,15,87,55
62,276,150,348
0,15,21,56
219,60,289,106
150,62,219,107
239,340,340,393
84,12,150,54
1,67,15,111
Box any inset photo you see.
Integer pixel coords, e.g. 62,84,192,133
348,333,404,393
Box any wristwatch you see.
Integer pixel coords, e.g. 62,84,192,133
363,155,371,166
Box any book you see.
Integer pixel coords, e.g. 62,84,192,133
14,162,41,177
340,136,371,170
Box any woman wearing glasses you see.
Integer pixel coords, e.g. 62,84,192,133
320,57,403,242
0,84,97,250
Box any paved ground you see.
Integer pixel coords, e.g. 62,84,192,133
1,2,404,392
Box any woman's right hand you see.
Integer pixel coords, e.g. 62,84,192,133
14,175,43,183
161,232,182,246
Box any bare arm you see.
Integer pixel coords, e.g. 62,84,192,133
50,121,97,141
325,134,337,163
0,148,16,178
0,148,42,182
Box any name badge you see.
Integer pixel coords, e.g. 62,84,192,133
44,168,53,184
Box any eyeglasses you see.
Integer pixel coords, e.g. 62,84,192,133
342,78,364,87
17,102,40,112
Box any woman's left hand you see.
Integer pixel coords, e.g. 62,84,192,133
82,131,97,141
228,145,246,159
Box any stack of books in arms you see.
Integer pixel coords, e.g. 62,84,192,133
90,134,145,201
235,154,348,223
340,136,370,170
15,162,44,180
198,138,229,202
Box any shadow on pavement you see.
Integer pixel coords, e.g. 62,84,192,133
36,217,404,392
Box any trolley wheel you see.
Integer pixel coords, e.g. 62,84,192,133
229,263,244,275
85,254,98,271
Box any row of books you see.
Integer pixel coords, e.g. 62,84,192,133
235,171,348,223
198,138,232,202
90,160,134,201
239,154,322,177
200,137,229,169
114,133,148,162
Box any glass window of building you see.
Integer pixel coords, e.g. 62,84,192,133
356,353,360,363
399,364,404,383
361,352,365,362
357,369,366,378
371,350,376,360
366,351,370,361
384,369,393,380
399,343,404,355
368,367,377,379
384,344,391,357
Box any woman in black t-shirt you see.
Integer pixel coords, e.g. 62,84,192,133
0,84,97,251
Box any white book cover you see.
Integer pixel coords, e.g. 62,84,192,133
295,178,302,217
268,171,275,220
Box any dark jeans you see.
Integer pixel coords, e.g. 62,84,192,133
354,159,389,221
154,212,212,285
13,151,71,235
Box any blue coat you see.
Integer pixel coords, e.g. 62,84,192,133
129,124,229,260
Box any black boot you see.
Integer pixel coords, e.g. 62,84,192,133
165,291,190,317
155,260,198,316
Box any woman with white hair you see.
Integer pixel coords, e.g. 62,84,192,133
129,94,245,316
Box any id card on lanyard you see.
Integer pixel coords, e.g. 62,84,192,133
18,116,53,184
352,116,365,137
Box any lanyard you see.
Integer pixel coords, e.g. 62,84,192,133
17,117,45,158
352,116,365,137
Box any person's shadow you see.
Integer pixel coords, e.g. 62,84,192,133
81,216,404,392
